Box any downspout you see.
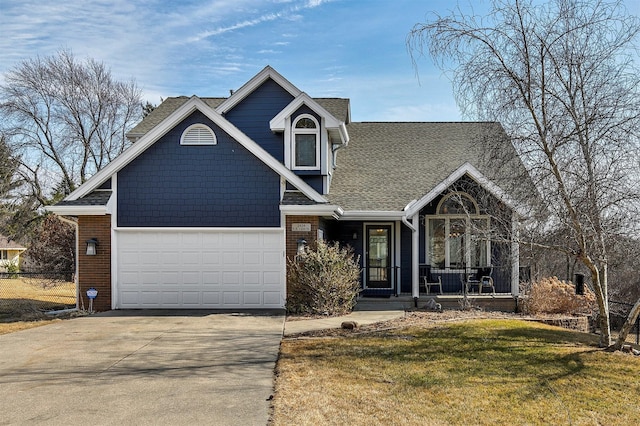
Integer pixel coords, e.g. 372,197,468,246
402,214,420,306
402,199,421,306
55,215,80,312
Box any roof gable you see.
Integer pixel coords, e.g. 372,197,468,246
270,93,349,146
58,96,327,207
404,162,526,218
216,66,302,114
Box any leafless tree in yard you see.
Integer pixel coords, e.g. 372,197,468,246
0,49,142,204
408,0,640,348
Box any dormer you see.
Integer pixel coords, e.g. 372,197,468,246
270,93,349,193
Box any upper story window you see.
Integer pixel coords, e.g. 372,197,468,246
292,115,320,169
180,124,217,145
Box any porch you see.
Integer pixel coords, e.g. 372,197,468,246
360,265,514,296
356,293,518,313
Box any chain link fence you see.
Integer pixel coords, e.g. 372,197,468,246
0,272,76,321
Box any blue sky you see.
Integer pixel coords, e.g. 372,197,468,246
1,0,639,122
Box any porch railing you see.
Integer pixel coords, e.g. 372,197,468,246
428,265,511,294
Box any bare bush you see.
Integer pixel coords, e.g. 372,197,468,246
520,276,596,316
287,240,361,316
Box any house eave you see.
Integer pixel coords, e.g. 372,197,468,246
340,210,405,221
45,205,108,216
280,204,344,219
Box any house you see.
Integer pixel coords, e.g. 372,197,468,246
0,235,26,272
48,66,527,312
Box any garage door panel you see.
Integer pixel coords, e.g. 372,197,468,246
117,229,284,309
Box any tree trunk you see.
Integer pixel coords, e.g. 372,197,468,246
589,265,611,347
612,298,640,351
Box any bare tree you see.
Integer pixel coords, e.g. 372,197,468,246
0,49,142,203
408,0,640,348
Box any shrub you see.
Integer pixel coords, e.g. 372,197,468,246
520,276,596,315
287,240,361,316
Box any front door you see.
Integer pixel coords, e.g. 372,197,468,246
365,225,393,289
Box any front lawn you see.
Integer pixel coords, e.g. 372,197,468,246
271,318,640,425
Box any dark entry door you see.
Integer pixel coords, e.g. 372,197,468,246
366,225,392,289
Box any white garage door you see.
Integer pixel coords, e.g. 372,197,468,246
115,229,285,309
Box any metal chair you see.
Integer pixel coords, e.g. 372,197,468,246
464,267,495,294
477,267,495,294
419,264,442,294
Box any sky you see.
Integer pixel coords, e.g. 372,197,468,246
1,0,639,122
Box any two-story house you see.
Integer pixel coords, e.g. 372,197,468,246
49,66,527,311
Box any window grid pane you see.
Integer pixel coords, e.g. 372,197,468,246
295,134,317,167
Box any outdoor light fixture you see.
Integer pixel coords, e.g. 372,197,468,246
86,238,98,256
296,238,307,255
352,231,358,240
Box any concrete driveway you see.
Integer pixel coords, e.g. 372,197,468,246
0,311,285,425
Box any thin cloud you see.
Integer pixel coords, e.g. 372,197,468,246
190,0,333,42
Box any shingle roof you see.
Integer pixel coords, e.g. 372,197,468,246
54,190,112,207
281,191,323,206
327,122,520,211
127,96,350,138
0,236,26,250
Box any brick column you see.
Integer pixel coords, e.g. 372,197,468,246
78,215,111,311
285,216,321,294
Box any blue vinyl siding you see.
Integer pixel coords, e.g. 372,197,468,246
117,110,281,227
224,78,294,162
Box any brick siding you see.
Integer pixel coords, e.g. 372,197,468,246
78,215,111,311
285,216,321,294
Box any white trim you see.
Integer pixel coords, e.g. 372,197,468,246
363,222,395,291
404,162,526,218
45,205,108,216
411,215,420,299
180,123,217,145
216,66,302,114
110,173,118,310
270,93,343,135
61,96,327,205
280,204,343,218
341,210,405,221
113,226,285,233
291,114,320,170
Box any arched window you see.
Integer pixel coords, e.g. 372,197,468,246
437,193,479,215
427,192,489,269
180,124,217,145
292,115,319,169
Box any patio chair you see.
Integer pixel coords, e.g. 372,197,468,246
477,267,495,294
419,264,442,294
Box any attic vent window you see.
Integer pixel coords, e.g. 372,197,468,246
181,124,217,145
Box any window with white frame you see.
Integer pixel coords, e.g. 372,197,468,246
427,192,490,269
292,115,320,169
180,123,217,145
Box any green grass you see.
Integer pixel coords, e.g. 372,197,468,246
272,319,640,425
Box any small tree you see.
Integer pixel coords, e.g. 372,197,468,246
25,215,75,279
287,240,361,316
